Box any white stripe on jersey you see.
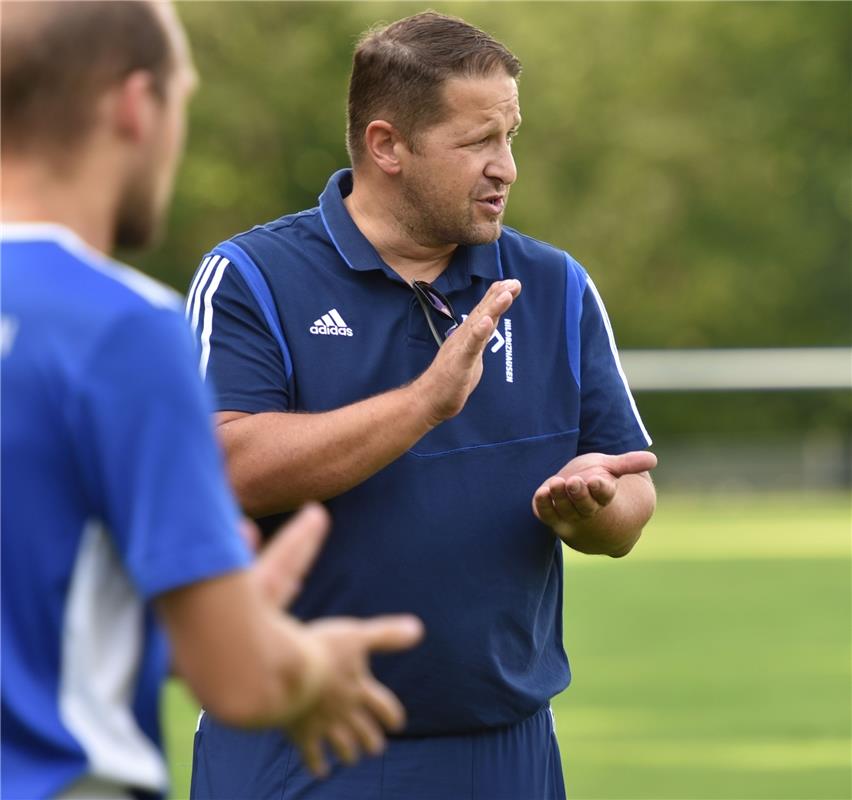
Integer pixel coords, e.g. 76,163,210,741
329,308,346,327
1,222,179,310
58,520,168,792
185,255,212,322
198,257,230,379
585,278,652,447
187,254,220,335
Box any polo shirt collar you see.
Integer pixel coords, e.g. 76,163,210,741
318,169,503,286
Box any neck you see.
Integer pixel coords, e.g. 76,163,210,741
1,155,117,254
344,170,456,285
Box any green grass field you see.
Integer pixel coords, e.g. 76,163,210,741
162,492,851,799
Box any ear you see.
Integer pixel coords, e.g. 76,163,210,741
112,70,160,144
363,120,407,176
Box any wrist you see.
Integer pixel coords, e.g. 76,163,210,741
276,618,330,721
403,375,446,430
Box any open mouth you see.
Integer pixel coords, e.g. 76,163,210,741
477,196,506,215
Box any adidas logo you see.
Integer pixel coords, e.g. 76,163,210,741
309,308,353,337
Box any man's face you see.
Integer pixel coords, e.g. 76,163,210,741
396,71,521,248
115,3,196,249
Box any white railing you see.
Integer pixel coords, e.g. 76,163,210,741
620,347,852,392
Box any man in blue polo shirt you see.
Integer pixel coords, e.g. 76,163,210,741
188,10,657,799
1,3,423,797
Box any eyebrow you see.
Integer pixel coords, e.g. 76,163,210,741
466,117,522,139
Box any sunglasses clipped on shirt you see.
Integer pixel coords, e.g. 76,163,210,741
411,280,463,348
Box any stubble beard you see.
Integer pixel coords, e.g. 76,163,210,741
114,170,164,251
399,172,505,249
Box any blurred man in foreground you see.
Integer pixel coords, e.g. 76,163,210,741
0,2,422,797
187,10,657,799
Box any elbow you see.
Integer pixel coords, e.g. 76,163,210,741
222,450,269,517
609,542,635,559
236,479,287,519
239,485,304,518
226,449,310,519
609,483,657,558
607,528,643,559
218,427,297,517
226,459,302,518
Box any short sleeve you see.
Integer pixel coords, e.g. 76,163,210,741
185,249,291,413
71,307,251,599
577,277,652,456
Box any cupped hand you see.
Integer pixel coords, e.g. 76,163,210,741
532,451,657,537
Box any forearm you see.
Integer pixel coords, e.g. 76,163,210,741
219,381,436,517
559,472,656,557
214,279,519,517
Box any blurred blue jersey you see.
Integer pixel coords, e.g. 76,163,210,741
0,224,250,799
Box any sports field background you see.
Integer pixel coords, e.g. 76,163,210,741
150,3,849,795
161,490,852,799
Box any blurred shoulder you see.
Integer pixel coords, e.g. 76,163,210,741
1,222,181,316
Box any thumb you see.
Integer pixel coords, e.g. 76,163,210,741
252,503,330,608
606,450,658,478
358,615,425,654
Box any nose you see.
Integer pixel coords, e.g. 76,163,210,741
485,140,517,186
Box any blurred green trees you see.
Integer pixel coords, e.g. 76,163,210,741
132,2,850,443
137,1,849,349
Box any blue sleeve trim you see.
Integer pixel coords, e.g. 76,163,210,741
563,252,587,390
215,240,293,381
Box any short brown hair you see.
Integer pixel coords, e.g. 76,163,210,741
1,0,174,157
347,11,521,164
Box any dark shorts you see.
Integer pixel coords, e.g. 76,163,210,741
190,704,566,800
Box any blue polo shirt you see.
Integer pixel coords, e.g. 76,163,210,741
1,224,250,798
187,169,651,735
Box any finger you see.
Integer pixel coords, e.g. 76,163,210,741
562,477,600,517
299,735,329,778
481,281,520,321
253,503,330,607
587,475,617,507
459,314,497,359
358,614,424,653
488,278,522,303
504,278,522,299
360,676,407,731
347,708,387,757
452,281,520,364
326,722,360,766
467,279,521,326
532,483,561,526
476,278,520,307
605,450,658,478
